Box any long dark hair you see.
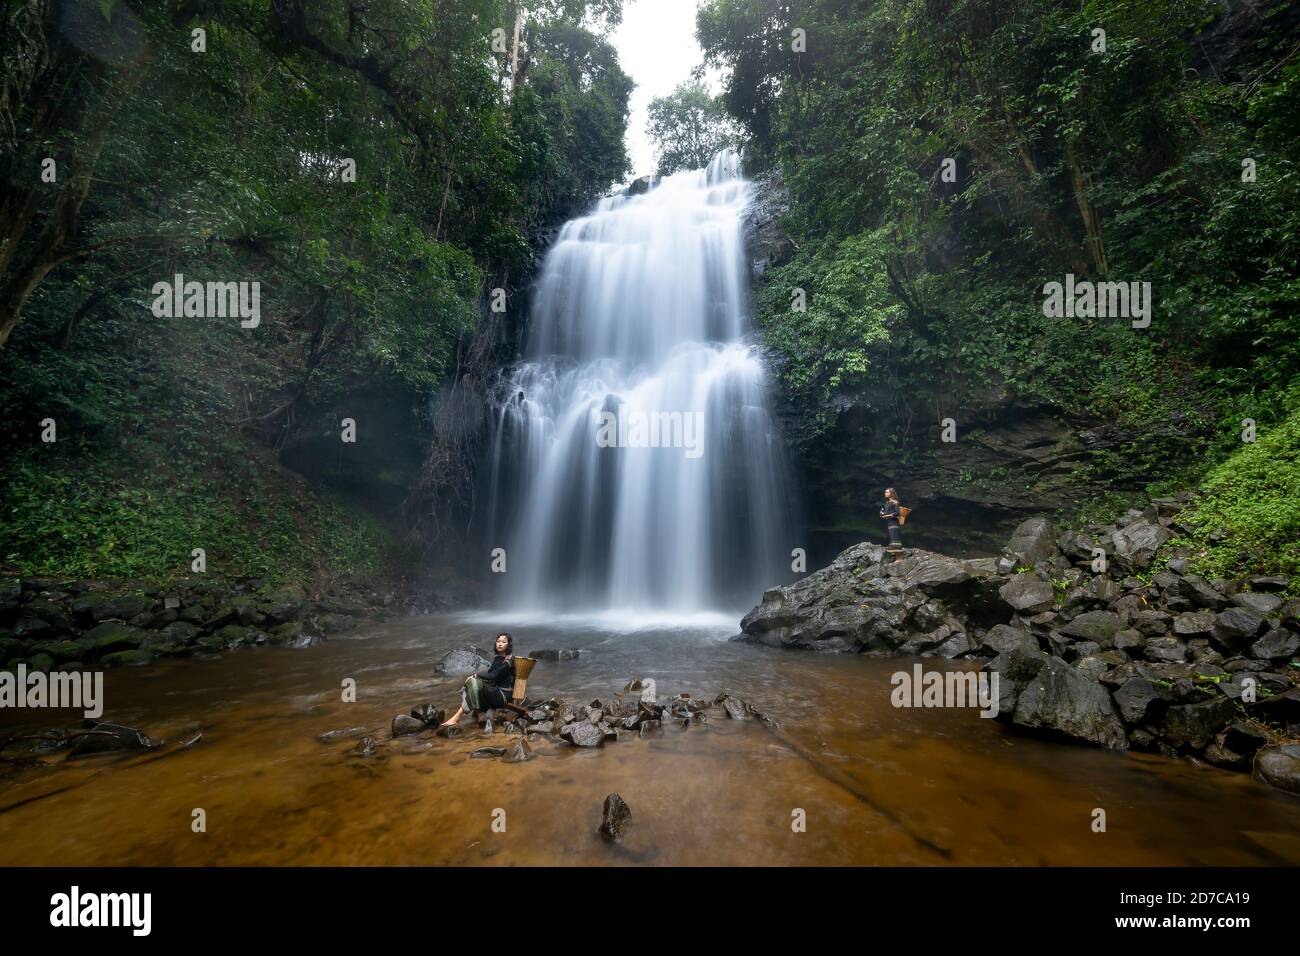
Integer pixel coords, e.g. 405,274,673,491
495,632,514,656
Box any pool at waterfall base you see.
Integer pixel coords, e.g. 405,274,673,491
2,614,1298,867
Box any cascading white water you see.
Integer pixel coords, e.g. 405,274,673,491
484,149,797,618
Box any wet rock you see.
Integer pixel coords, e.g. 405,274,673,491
318,726,369,742
638,719,662,737
1110,518,1171,571
83,622,146,653
624,678,657,703
503,738,535,763
411,704,444,726
1172,610,1216,637
1006,517,1060,566
979,624,1038,657
1210,607,1265,654
560,721,604,748
435,724,462,738
530,720,554,734
351,736,378,757
101,649,154,668
598,793,632,842
0,729,69,756
1246,686,1300,724
985,646,1127,750
1203,741,1251,771
529,648,580,661
1059,610,1122,644
158,621,201,644
1074,656,1110,682
1112,678,1172,724
1171,575,1227,611
1222,720,1269,757
435,645,491,675
1251,628,1300,661
1159,697,1235,751
1143,636,1188,663
68,722,153,758
1253,744,1300,795
721,697,748,720
392,714,425,737
472,747,506,758
1133,609,1173,637
998,574,1055,614
1113,628,1144,653
1230,592,1284,616
1246,575,1290,593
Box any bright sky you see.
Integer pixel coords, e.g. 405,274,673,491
611,0,713,179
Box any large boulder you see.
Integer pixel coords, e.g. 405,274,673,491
1110,518,1171,571
1005,517,1060,567
985,646,1128,750
1159,698,1235,751
1059,610,1122,644
998,574,1055,614
1253,744,1300,796
1210,607,1265,654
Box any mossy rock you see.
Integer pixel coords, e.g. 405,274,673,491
101,649,155,668
84,622,146,652
27,639,94,662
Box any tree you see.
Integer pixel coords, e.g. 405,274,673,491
645,80,740,176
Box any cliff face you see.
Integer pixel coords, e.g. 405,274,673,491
734,499,1300,793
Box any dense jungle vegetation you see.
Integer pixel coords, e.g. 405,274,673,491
696,0,1300,578
0,0,631,586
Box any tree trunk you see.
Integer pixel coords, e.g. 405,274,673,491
0,42,151,351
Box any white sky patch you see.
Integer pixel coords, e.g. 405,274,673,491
611,0,722,179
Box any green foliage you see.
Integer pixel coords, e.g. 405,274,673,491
699,0,1300,535
645,80,741,176
1173,388,1300,582
1,450,402,586
0,0,632,584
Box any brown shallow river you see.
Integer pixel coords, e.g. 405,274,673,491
2,613,1299,866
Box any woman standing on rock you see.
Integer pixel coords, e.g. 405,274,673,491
440,633,516,728
880,488,905,561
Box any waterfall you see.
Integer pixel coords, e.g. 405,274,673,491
484,148,797,618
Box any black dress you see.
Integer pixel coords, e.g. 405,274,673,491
881,501,902,548
475,655,516,709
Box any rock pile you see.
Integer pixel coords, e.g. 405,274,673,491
736,497,1300,795
384,680,774,758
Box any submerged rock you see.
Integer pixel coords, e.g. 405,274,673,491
392,714,425,737
68,722,153,758
503,739,535,763
598,793,632,842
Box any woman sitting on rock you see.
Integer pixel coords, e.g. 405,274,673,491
440,633,516,728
